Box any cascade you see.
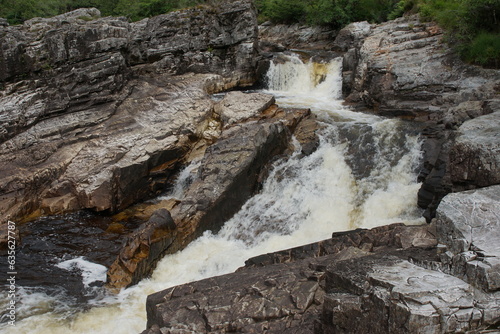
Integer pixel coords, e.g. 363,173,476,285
0,53,424,334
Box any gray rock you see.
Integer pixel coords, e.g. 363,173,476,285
341,15,500,122
143,220,500,333
323,255,495,334
0,1,259,222
332,21,371,52
259,23,336,50
449,111,500,190
214,91,275,126
436,185,500,292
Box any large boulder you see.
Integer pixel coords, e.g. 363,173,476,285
449,111,500,190
0,1,259,223
436,185,500,292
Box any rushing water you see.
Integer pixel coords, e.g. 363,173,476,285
0,53,424,333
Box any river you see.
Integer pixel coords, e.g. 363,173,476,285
0,53,424,333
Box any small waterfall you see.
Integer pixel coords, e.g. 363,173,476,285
0,53,424,334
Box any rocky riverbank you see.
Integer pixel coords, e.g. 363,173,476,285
0,2,499,333
0,1,258,223
141,14,500,334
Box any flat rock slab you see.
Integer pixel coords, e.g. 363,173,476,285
436,184,500,291
324,254,499,334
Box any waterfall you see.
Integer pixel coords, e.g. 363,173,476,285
0,53,424,334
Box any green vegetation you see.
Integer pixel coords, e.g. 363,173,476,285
256,0,499,67
0,0,204,24
1,0,497,67
395,0,500,67
256,0,401,28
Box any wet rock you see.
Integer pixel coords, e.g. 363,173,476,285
436,185,500,292
107,109,311,289
141,223,443,333
107,208,176,289
292,113,323,156
142,185,500,333
449,111,500,190
335,15,500,217
0,1,259,222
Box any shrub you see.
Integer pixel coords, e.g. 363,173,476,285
464,32,500,67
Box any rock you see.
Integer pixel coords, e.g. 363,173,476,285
214,91,275,126
436,185,500,292
259,23,337,51
107,109,312,290
0,1,259,223
334,15,499,218
323,254,496,334
107,208,176,290
332,21,371,52
142,184,500,333
340,15,500,122
449,111,500,190
142,223,437,334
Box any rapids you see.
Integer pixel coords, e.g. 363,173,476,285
0,53,424,334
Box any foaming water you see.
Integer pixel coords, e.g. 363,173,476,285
0,52,424,334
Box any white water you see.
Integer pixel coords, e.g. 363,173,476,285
55,257,107,289
0,53,424,334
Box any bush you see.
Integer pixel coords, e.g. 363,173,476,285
464,32,500,67
259,0,307,24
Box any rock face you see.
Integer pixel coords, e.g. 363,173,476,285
259,23,336,51
338,15,500,122
143,186,500,333
0,1,258,223
449,111,500,190
436,185,500,292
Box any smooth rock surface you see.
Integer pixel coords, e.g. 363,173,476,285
449,111,500,190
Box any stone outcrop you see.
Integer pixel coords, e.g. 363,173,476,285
259,23,336,51
143,186,500,334
338,15,500,123
449,111,500,190
436,185,500,292
0,1,259,223
107,107,314,289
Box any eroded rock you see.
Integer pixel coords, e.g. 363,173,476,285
0,1,259,223
338,15,500,122
107,108,312,290
436,185,500,292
